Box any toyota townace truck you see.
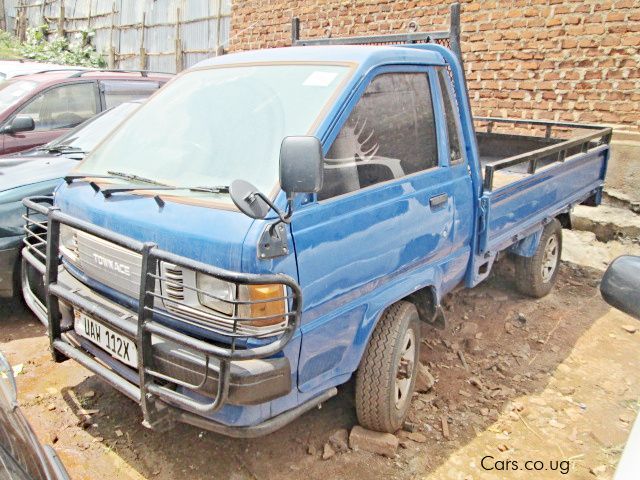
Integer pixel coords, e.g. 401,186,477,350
22,5,611,436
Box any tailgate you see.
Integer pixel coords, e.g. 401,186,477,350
478,123,611,255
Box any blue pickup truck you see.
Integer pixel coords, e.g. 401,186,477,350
22,7,611,437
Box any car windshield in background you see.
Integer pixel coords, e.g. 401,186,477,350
78,64,351,199
45,101,141,154
0,80,37,112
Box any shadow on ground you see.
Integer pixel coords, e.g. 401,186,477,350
38,262,611,480
0,299,45,342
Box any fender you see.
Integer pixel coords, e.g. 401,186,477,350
508,228,543,258
296,259,446,393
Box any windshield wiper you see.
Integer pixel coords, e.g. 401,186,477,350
63,172,118,192
101,184,230,208
64,170,228,207
107,170,169,186
101,184,229,197
40,145,86,155
63,170,166,194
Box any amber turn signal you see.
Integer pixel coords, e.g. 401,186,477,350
247,284,286,327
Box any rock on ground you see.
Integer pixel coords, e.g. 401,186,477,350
328,428,349,453
415,363,435,393
349,426,398,458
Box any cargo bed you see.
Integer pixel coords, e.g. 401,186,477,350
474,117,612,256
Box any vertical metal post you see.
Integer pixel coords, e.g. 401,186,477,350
483,166,494,192
58,3,65,38
215,0,223,55
175,7,183,72
291,17,300,46
108,2,116,69
558,149,566,162
0,0,6,32
39,0,45,26
139,12,146,70
87,0,92,31
448,3,463,67
45,212,66,363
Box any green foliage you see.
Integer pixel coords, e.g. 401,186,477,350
0,30,20,59
18,25,106,67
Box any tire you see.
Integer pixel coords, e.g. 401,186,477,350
355,301,420,433
514,219,562,298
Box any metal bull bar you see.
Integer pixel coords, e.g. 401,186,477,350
22,196,303,431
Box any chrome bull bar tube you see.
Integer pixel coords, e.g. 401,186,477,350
22,196,302,431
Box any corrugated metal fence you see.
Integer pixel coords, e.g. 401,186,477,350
2,0,231,72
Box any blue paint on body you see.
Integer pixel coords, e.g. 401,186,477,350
50,44,609,428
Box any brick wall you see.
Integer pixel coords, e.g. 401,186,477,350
230,0,640,131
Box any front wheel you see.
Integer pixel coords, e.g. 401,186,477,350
514,219,562,298
355,301,420,433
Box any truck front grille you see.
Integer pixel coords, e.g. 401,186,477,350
160,263,185,301
58,228,289,338
74,231,143,299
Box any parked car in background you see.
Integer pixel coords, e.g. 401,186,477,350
0,69,170,155
0,61,83,82
0,350,70,479
600,256,640,480
0,100,143,304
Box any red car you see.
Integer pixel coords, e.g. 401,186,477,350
0,69,171,155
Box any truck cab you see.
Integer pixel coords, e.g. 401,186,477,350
22,10,611,436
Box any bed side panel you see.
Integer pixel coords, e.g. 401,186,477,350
480,145,608,255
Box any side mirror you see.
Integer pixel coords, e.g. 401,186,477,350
279,136,324,196
600,255,640,321
1,116,35,135
229,179,272,220
230,136,324,222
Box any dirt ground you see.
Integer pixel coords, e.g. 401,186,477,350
1,260,639,480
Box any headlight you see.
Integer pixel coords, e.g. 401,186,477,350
195,273,286,329
59,225,78,262
196,273,235,316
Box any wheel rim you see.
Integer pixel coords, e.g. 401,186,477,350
394,329,416,410
541,234,559,283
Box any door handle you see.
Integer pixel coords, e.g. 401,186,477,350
429,193,448,209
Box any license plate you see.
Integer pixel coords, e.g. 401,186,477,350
74,312,138,368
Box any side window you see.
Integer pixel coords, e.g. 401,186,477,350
318,72,438,201
15,82,98,131
437,69,463,164
100,80,161,109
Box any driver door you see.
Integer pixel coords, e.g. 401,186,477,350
290,68,457,391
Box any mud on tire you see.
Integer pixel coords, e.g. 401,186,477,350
355,301,420,433
513,218,563,298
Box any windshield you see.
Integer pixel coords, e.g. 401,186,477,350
78,63,351,198
0,80,37,112
46,101,141,153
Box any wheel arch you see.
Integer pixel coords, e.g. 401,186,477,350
353,281,442,372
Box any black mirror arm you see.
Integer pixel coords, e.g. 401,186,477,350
248,191,292,224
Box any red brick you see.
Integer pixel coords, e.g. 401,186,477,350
230,0,640,131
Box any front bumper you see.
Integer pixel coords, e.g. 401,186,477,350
55,269,292,406
22,196,311,436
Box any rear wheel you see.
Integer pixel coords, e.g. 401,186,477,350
514,219,562,298
355,301,420,433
